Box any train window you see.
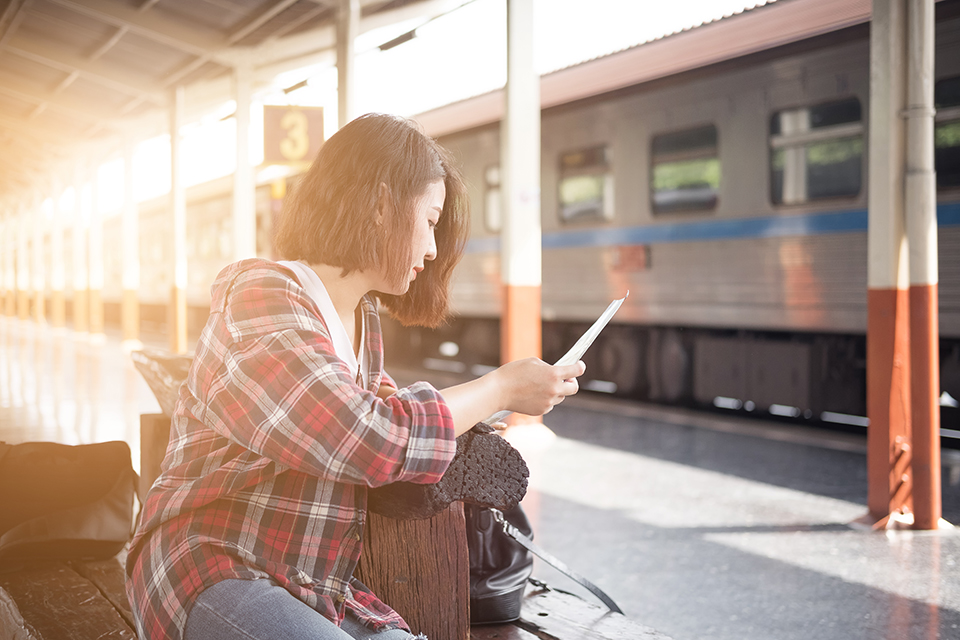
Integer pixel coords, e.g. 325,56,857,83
558,146,613,223
650,125,719,214
484,165,501,232
770,98,864,204
935,76,960,190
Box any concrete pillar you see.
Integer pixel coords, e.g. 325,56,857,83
88,163,104,337
905,0,942,530
32,195,46,324
500,0,542,388
337,0,359,128
50,182,67,328
170,85,188,353
233,65,257,262
72,164,88,333
121,135,140,345
16,205,29,320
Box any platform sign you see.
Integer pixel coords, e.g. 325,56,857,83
263,106,324,164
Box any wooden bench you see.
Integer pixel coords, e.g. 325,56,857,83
0,553,668,640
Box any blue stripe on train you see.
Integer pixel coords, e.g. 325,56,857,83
465,201,960,253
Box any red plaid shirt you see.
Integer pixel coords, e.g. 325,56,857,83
126,259,456,640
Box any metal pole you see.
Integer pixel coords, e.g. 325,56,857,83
905,0,941,530
170,85,188,353
500,0,542,399
867,0,912,525
337,0,359,128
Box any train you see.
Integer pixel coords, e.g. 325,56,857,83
89,1,960,432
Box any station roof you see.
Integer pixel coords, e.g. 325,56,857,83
0,0,445,202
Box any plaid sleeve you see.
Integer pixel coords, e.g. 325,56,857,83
195,265,456,487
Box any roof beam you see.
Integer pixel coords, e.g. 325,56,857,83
89,25,128,61
228,0,301,45
0,0,28,47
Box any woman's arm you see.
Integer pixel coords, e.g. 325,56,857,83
440,358,585,436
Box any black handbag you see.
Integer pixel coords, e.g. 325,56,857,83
465,503,533,624
0,440,138,571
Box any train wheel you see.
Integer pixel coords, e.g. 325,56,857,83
595,326,643,396
648,328,690,403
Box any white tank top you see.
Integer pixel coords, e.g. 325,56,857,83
277,260,370,388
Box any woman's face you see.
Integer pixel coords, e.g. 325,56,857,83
378,178,446,295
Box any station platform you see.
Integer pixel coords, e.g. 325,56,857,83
2,315,960,640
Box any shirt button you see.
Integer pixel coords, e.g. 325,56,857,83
336,594,346,605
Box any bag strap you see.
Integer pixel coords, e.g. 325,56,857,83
490,508,624,615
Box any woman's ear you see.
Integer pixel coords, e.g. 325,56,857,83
377,182,393,225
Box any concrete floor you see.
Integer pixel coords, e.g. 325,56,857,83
3,315,960,640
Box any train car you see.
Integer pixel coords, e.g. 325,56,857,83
386,4,960,432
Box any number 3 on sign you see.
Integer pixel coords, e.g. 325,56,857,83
279,110,309,161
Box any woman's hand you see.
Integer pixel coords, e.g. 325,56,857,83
439,358,586,436
490,357,585,417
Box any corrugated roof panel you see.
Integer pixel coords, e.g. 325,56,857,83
0,92,39,120
62,74,138,112
20,0,118,59
99,29,200,82
153,0,268,35
0,49,67,89
231,0,332,47
173,59,230,86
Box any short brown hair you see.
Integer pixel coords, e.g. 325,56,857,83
274,113,469,328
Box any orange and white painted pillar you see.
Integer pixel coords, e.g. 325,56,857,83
867,0,943,529
121,135,141,347
1,211,12,317
170,86,188,354
904,0,942,530
32,196,46,325
88,163,105,338
50,183,68,329
500,0,542,381
16,205,30,320
867,0,912,524
71,165,88,334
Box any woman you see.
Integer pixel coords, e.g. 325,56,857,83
126,113,584,640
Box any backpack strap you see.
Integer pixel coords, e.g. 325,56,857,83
490,508,624,615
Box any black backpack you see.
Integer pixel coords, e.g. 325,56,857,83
0,440,137,571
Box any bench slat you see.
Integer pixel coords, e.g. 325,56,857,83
514,585,670,640
69,556,136,631
471,622,543,639
0,563,136,640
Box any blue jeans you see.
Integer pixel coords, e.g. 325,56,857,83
184,579,426,640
